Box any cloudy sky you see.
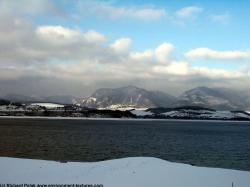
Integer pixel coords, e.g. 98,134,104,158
0,0,250,97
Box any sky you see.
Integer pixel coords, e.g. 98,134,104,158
0,0,250,97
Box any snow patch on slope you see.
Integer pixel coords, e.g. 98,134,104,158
131,109,153,116
202,111,234,119
30,103,64,109
83,97,97,104
98,104,148,111
160,110,250,119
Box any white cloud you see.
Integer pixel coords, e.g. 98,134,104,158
37,26,80,39
175,6,203,19
155,43,175,63
0,20,247,84
83,30,106,43
152,61,246,79
0,0,66,18
153,61,189,75
210,13,230,24
130,50,154,62
128,8,166,21
192,67,245,79
79,1,166,21
185,48,250,60
1,0,250,96
0,6,249,96
36,26,106,44
130,43,175,64
110,38,132,54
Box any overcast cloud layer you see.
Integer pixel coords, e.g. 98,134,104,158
0,0,249,97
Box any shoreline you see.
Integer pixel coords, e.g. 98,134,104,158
0,115,250,123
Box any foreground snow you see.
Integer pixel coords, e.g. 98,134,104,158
0,157,250,187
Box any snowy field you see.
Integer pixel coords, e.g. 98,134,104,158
0,157,250,187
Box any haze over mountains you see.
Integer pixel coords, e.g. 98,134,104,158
176,87,250,110
3,94,76,105
1,86,250,110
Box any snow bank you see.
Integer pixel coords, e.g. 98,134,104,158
0,157,250,187
98,104,148,111
161,110,250,120
30,103,64,109
131,109,153,116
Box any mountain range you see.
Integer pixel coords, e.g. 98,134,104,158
80,86,176,108
176,87,250,110
1,86,250,110
78,86,250,110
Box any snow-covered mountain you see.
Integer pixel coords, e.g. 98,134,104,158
78,86,250,110
2,86,250,110
79,86,176,108
174,87,250,110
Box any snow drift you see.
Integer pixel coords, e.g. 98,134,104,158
0,157,250,187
